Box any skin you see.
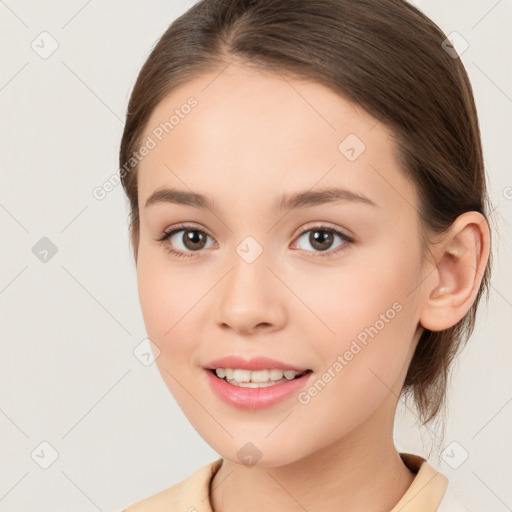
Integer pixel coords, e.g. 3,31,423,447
134,61,490,511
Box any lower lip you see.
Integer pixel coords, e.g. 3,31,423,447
204,369,312,410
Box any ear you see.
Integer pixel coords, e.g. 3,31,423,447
419,211,491,332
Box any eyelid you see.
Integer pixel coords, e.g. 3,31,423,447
154,222,214,243
291,223,354,258
156,221,354,241
155,221,355,257
294,221,354,241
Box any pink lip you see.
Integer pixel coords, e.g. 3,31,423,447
205,368,313,410
204,355,309,372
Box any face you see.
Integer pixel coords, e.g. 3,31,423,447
135,62,428,466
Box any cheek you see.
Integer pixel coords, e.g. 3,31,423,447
297,246,421,343
136,247,210,379
136,257,198,402
291,292,417,445
136,258,170,338
136,245,197,335
298,243,422,394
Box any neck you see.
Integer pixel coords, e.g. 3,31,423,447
210,399,415,512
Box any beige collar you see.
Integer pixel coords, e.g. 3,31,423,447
124,452,448,512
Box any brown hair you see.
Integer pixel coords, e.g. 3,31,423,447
119,0,493,431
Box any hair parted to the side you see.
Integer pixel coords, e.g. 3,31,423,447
119,0,493,431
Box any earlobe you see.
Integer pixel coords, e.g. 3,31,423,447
419,211,490,332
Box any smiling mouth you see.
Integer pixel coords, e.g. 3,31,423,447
209,368,313,388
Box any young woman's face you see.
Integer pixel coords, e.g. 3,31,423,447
135,63,429,466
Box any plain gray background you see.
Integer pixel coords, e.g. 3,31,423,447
1,1,511,510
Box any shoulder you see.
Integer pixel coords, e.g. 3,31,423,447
121,458,223,512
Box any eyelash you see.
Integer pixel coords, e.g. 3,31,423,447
154,222,355,259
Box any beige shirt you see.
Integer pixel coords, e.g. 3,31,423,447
123,452,457,512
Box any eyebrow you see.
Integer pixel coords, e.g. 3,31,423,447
144,186,377,212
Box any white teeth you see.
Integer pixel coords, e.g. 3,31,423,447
269,369,284,380
227,380,281,388
233,369,252,382
214,367,305,386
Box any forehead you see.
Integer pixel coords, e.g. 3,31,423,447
137,62,417,217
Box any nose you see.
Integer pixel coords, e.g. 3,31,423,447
214,249,286,335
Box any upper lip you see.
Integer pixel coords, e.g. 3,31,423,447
204,355,310,372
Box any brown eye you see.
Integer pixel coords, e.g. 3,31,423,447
180,229,208,251
308,229,334,251
293,225,353,256
156,223,353,259
156,225,215,258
